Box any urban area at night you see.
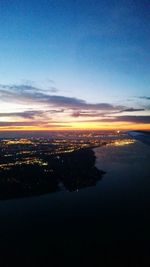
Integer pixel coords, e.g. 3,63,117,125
0,131,134,199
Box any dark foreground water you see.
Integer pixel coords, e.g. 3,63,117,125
0,141,150,266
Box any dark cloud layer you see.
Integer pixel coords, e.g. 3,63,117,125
114,116,150,124
100,116,150,124
122,108,145,112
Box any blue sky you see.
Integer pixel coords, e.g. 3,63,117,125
0,0,150,130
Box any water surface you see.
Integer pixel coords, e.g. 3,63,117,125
0,140,150,266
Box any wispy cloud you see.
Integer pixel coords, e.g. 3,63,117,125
71,108,145,118
122,108,145,112
0,121,45,127
0,110,43,119
0,83,149,129
0,109,64,119
98,116,150,124
0,84,124,110
78,116,150,124
0,121,70,128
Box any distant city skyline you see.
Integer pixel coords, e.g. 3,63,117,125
0,0,150,131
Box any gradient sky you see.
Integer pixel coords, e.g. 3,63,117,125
0,0,150,131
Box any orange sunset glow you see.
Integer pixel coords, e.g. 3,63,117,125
0,85,150,132
0,120,150,132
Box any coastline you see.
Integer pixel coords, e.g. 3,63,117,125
0,147,106,200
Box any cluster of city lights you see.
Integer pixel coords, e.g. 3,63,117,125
0,132,134,172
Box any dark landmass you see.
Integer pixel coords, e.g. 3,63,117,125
0,133,134,200
0,148,105,200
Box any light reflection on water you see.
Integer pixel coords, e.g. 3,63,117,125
94,141,150,202
107,139,135,146
95,140,150,171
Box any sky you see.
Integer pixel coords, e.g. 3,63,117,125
0,0,150,131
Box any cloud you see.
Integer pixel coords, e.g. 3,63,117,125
122,108,145,112
78,115,150,124
139,96,150,100
0,121,43,127
46,109,64,114
114,115,150,124
72,111,108,117
0,83,149,129
46,79,55,84
0,110,44,119
0,84,41,104
0,121,70,128
71,108,145,118
48,87,59,93
100,115,150,124
0,109,64,119
0,84,124,111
